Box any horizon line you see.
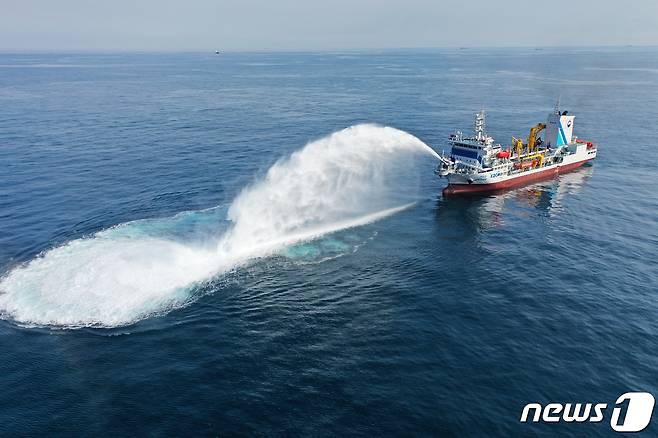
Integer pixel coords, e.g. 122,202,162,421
0,43,656,55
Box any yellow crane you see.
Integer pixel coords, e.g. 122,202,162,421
512,136,524,156
527,123,546,153
511,123,546,157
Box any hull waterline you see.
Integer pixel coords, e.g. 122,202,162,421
442,158,593,196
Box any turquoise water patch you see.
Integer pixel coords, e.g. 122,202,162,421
280,233,368,263
103,206,230,243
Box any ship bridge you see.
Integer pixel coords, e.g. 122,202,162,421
448,111,497,168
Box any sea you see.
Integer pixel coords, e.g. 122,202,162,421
1,47,657,436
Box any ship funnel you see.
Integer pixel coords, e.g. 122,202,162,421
545,108,575,147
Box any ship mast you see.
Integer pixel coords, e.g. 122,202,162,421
474,110,486,141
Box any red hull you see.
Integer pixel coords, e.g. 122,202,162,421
443,159,593,196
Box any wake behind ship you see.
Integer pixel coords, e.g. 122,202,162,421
436,102,597,195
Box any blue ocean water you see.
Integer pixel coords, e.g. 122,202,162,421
1,48,658,436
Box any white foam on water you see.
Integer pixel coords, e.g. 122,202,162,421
0,124,438,328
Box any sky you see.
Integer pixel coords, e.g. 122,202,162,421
1,0,657,51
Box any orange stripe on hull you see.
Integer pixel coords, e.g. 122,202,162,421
442,159,592,196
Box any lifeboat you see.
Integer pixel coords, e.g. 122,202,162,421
497,150,511,158
576,139,596,149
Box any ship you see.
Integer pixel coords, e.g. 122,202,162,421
436,101,597,195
